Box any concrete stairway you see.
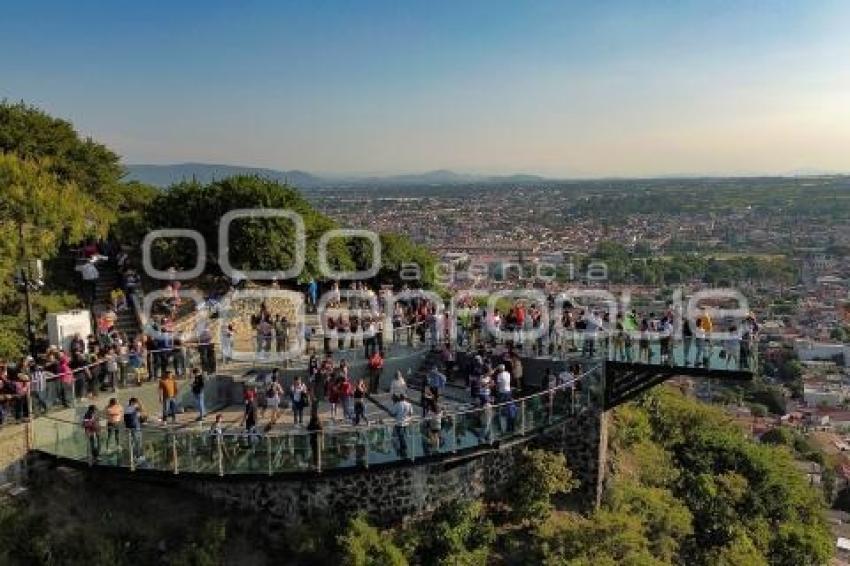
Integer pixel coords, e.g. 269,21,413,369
93,261,141,339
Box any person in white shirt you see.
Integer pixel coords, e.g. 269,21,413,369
495,364,512,403
392,394,414,457
79,259,99,305
390,370,407,401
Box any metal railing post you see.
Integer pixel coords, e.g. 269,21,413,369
171,433,179,474
217,436,224,477
520,399,526,436
267,435,273,476
452,417,457,453
129,431,136,472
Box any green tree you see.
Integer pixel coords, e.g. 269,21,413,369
338,515,407,566
414,500,496,566
769,522,833,566
708,528,768,566
759,426,795,446
0,100,124,210
0,154,101,357
606,481,693,562
640,388,833,564
144,176,353,281
376,232,438,289
536,510,662,566
0,153,104,285
166,520,227,566
507,449,578,524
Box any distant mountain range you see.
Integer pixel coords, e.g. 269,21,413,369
124,162,848,189
124,163,325,188
123,162,548,188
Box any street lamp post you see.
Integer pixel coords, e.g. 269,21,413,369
17,220,40,360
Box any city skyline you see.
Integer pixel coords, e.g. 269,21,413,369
2,0,849,177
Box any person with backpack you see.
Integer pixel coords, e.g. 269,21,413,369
191,368,206,421
82,404,101,462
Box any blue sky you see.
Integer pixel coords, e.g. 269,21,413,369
2,0,849,176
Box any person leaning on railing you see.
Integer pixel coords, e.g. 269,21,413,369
123,397,144,462
82,404,101,463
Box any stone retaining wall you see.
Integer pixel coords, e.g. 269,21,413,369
172,435,536,527
0,424,28,483
125,409,608,526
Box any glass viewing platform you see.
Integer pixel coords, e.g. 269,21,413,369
27,323,754,476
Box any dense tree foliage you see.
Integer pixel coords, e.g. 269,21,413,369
0,102,156,358
584,240,797,285
507,449,577,524
632,388,832,565
0,153,105,357
0,501,227,566
143,175,438,287
412,500,496,566
568,176,850,221
0,100,126,218
0,153,105,282
339,516,408,566
144,176,353,281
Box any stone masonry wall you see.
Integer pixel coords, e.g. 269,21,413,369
173,436,531,527
163,409,608,526
0,424,28,483
560,409,608,509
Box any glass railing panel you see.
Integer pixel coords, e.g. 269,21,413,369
98,422,128,467
365,422,397,466
220,430,269,474
523,394,548,431
173,430,203,474
604,336,757,374
134,426,171,471
321,427,360,470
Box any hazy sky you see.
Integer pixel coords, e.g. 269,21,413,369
2,0,849,177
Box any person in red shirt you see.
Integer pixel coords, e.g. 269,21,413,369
339,374,354,423
326,376,341,422
368,350,384,393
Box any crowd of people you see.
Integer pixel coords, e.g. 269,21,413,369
447,298,759,371
4,251,760,474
